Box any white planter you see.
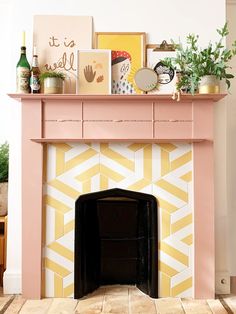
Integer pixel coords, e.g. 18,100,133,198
44,77,64,94
199,75,220,94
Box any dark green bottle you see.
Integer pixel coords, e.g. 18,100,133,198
16,44,30,93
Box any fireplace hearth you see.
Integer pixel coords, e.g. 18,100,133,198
74,188,158,298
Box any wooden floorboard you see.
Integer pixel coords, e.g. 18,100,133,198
1,285,236,313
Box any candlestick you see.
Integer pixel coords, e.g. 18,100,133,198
22,31,25,47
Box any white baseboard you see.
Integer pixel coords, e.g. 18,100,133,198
3,271,22,294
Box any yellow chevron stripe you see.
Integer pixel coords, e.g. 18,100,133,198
158,197,178,214
128,143,147,151
76,164,100,182
54,274,63,297
65,148,98,171
158,143,177,152
181,234,193,246
156,179,188,202
181,171,192,183
161,148,170,177
64,220,74,234
160,242,189,266
159,261,178,277
48,242,74,262
53,143,72,152
45,258,70,277
83,180,91,193
100,165,125,182
55,211,64,239
162,210,171,239
101,146,134,171
128,178,150,191
172,214,192,234
46,196,71,214
100,174,108,190
64,284,74,297
144,145,152,180
171,151,192,171
160,272,171,297
172,277,192,296
56,149,66,176
49,179,80,199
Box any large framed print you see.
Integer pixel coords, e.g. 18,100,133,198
33,15,93,93
95,32,146,94
77,49,111,95
146,44,176,94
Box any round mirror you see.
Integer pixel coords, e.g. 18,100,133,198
134,68,158,92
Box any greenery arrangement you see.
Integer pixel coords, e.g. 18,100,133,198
0,142,9,183
39,71,66,82
164,23,236,94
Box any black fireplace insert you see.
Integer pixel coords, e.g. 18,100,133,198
74,188,158,298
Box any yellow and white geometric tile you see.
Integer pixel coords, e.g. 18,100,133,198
43,142,193,298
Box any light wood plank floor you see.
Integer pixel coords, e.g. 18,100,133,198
0,285,235,313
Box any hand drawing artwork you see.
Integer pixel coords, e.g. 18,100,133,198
77,50,111,94
112,51,135,94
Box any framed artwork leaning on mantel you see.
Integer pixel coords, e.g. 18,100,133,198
95,32,146,94
77,49,112,95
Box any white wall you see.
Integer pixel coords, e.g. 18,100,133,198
1,0,227,293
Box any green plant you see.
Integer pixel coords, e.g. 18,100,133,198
164,23,236,94
0,142,9,183
39,71,66,82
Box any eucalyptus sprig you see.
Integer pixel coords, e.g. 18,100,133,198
163,23,236,94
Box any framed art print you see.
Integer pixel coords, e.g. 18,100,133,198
146,44,176,94
77,49,111,94
95,32,146,94
33,15,93,94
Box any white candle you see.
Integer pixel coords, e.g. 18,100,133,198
22,31,25,47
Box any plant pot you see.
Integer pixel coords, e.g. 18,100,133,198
0,182,8,216
199,75,220,94
44,77,64,94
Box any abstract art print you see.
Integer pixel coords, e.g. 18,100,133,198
77,49,111,94
146,44,176,94
95,32,146,94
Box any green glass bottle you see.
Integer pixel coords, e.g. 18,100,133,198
16,32,30,93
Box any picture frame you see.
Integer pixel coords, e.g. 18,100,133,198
77,49,112,95
95,32,146,94
146,43,176,94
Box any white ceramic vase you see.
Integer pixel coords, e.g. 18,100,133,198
198,75,220,94
44,77,64,94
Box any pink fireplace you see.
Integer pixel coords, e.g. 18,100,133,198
9,93,225,299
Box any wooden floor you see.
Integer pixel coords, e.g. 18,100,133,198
0,285,236,313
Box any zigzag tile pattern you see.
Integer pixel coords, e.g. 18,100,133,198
43,143,193,298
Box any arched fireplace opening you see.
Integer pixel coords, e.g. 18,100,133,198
74,188,158,298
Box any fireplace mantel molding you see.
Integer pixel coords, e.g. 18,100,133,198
8,93,226,299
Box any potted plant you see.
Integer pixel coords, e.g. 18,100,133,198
164,23,236,94
0,142,9,217
39,71,66,94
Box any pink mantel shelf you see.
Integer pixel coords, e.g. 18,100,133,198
8,93,226,299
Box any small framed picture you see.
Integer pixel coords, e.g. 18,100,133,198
95,32,146,94
77,49,111,94
146,44,176,94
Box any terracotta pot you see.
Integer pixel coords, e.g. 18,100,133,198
0,182,8,216
44,77,64,94
199,75,220,94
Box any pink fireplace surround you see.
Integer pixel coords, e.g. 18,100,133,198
9,93,226,299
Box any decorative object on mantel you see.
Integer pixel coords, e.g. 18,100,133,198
95,32,146,94
0,142,8,217
164,23,236,95
39,71,65,94
33,15,93,94
146,42,176,94
134,67,158,92
77,49,111,95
